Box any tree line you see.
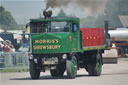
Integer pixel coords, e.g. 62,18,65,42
81,0,128,28
0,6,24,30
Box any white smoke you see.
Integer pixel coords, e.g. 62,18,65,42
45,0,107,17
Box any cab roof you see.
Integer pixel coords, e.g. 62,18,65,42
30,16,80,23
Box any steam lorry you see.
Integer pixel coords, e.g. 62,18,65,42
28,10,111,79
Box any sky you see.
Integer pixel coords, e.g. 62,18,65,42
0,0,91,24
1,0,48,24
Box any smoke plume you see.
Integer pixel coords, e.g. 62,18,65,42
46,0,107,16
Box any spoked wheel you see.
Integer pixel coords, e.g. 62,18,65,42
88,53,102,76
50,63,65,77
29,61,40,79
66,55,77,79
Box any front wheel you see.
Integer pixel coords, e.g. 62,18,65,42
66,55,77,79
88,53,102,76
29,61,40,79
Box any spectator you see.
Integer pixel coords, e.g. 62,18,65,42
0,43,2,51
2,41,6,52
5,43,11,52
10,45,15,52
0,42,4,52
5,40,11,52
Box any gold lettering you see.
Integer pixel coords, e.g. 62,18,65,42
35,39,59,44
40,40,43,44
56,39,59,43
40,46,42,49
52,40,55,43
57,45,61,49
54,45,56,49
43,46,46,49
35,40,39,43
33,45,61,50
42,40,46,43
33,46,36,49
46,45,49,49
49,45,52,49
47,40,50,43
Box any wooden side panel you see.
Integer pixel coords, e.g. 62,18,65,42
80,28,105,48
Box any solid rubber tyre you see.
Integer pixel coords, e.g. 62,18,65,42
88,53,102,76
29,61,40,79
66,55,77,79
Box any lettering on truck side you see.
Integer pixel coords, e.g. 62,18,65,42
35,39,59,44
33,45,61,50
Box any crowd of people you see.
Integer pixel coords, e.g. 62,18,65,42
0,40,15,52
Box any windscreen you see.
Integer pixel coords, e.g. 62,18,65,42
30,21,70,33
49,22,70,32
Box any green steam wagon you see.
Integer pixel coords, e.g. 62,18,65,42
28,10,110,79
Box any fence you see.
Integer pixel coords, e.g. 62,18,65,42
0,52,29,69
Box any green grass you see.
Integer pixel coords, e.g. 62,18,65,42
0,68,29,72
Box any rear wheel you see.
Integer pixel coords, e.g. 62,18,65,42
66,55,77,79
29,61,40,79
88,53,102,76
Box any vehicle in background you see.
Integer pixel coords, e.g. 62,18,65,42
109,28,128,57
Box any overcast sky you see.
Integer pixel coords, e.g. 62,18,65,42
0,0,91,24
1,0,47,24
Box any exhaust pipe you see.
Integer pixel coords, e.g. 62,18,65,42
104,21,112,47
43,10,52,19
104,21,109,39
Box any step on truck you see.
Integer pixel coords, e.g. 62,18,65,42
27,10,113,79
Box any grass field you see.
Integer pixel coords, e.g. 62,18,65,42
0,68,29,72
